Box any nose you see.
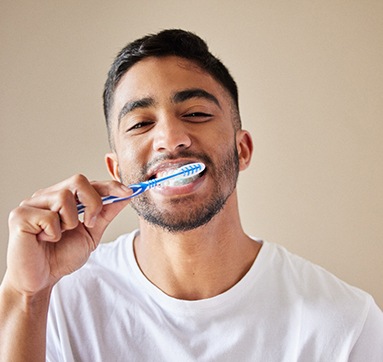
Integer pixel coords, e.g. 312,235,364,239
152,117,192,153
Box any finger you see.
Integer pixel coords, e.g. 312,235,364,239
90,180,133,199
20,189,79,232
31,174,91,196
32,175,130,198
82,180,132,229
9,205,62,242
84,196,130,242
30,174,103,228
27,176,133,231
36,211,62,242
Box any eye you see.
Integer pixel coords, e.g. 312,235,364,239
127,121,154,133
183,112,213,121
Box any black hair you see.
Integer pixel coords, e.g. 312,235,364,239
103,29,240,145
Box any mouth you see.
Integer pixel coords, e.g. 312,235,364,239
148,162,206,188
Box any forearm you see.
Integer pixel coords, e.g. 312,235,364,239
0,278,52,362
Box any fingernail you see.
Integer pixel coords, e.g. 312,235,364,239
88,215,97,228
120,184,132,193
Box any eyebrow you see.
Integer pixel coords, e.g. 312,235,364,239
117,88,221,127
118,97,155,123
172,88,221,108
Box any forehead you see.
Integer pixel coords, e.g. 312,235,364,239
111,56,230,118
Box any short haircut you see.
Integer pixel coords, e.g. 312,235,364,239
103,29,241,146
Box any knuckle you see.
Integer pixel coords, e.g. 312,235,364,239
71,173,88,187
31,188,44,197
56,189,74,204
44,210,59,224
8,206,24,224
19,198,30,207
110,180,123,188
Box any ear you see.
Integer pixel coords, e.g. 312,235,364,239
236,130,253,171
105,152,121,182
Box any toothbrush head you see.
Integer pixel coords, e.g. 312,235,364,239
154,162,206,188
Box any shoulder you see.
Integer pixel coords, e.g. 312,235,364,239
263,241,369,302
261,241,379,329
259,241,383,355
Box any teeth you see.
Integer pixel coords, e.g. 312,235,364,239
155,169,199,188
162,174,199,187
156,170,172,179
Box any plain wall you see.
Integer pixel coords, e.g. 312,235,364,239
1,0,382,308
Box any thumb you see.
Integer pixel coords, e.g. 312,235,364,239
86,199,130,242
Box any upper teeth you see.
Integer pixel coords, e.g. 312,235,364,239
162,174,199,187
155,169,199,188
156,170,175,179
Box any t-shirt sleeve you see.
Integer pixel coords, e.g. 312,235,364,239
349,297,383,361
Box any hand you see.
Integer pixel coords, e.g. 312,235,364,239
4,174,132,296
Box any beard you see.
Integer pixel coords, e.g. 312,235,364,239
121,143,240,233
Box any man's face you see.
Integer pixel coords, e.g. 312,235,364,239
107,56,247,232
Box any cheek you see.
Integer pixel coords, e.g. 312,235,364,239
115,130,150,160
209,128,236,154
115,146,146,183
198,122,234,148
119,164,142,185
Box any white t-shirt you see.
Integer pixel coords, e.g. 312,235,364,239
46,231,383,361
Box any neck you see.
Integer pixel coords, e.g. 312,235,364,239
133,193,261,300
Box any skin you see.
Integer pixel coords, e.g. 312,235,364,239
0,177,131,361
0,55,260,361
106,56,260,299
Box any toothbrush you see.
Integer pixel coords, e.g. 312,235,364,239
77,162,206,214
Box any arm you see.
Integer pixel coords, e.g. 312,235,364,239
0,175,131,362
0,282,52,362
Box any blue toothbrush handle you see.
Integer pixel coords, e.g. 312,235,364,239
76,184,146,214
77,178,160,214
76,162,205,214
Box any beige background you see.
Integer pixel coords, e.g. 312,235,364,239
1,1,382,308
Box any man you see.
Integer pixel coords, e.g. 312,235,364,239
0,29,382,361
